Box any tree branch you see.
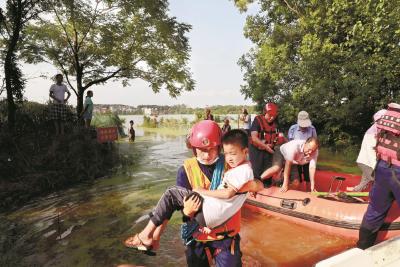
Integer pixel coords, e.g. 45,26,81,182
52,5,75,54
77,0,100,50
83,68,122,90
280,0,302,17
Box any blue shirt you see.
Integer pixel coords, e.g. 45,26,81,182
288,124,317,141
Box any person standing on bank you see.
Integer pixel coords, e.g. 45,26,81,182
249,103,280,187
204,108,214,121
49,74,71,135
221,118,231,135
357,103,400,249
288,111,317,191
240,108,251,135
80,90,94,128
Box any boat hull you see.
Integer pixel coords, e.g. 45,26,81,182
245,171,400,241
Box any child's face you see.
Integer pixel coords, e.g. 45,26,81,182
223,143,247,168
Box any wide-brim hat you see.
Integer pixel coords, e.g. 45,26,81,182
297,110,311,128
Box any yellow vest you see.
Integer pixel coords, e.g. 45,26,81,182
183,157,241,242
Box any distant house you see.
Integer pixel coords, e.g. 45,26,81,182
143,108,152,116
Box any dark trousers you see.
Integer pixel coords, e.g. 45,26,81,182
149,186,206,227
297,163,310,182
249,144,273,185
357,160,400,249
185,235,242,267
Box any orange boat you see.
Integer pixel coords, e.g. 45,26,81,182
244,170,400,241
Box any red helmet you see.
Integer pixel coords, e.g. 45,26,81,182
189,120,222,149
265,103,278,117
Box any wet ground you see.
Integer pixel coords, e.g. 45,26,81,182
0,131,355,267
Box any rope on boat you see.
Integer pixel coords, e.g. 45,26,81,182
255,192,311,206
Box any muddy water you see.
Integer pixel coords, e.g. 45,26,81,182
1,131,355,267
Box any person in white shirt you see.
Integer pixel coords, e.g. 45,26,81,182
347,109,387,192
124,129,263,251
49,74,71,135
240,108,251,135
288,111,318,190
260,137,319,192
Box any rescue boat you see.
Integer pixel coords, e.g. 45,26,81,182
244,170,400,241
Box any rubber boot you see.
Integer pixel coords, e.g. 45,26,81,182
357,227,378,249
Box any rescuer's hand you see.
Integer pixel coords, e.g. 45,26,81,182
182,193,201,217
265,144,274,154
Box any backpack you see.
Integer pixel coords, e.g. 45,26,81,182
376,103,400,166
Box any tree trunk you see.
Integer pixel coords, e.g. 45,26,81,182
77,87,84,115
5,56,16,130
3,0,23,130
5,37,21,131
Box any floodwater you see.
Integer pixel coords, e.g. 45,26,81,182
0,131,355,267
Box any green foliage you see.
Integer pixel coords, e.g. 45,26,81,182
0,101,122,211
0,0,43,128
142,115,158,128
23,0,195,113
235,0,400,147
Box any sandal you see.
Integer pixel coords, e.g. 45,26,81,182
124,234,153,251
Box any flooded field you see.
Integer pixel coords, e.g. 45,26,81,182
0,131,356,267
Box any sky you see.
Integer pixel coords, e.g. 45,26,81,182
1,0,257,108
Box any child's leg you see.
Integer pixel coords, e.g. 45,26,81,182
126,186,192,247
149,186,192,226
152,220,168,250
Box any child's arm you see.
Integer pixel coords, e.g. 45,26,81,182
193,187,236,199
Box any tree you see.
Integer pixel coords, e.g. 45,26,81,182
24,0,195,114
235,0,400,145
0,0,42,129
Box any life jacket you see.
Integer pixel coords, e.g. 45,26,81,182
376,103,400,167
250,115,278,149
183,157,241,242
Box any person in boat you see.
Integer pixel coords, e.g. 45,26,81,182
260,137,319,192
347,109,386,192
288,111,317,191
357,103,400,249
124,120,263,266
221,118,231,135
124,130,261,253
249,102,280,187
